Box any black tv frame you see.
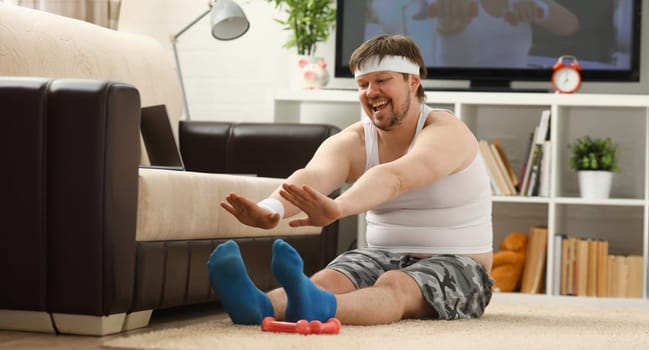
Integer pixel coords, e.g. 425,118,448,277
334,0,643,91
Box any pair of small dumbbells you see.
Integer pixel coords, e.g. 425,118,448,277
261,316,341,335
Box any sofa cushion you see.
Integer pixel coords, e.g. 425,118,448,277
136,168,321,241
0,3,183,165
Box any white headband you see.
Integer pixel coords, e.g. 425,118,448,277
354,55,420,80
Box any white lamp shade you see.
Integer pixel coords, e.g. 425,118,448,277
210,0,249,40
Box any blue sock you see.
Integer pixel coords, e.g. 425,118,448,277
208,240,274,325
271,239,337,322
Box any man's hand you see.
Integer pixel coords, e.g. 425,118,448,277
280,183,342,228
504,0,547,25
426,0,479,36
221,192,281,229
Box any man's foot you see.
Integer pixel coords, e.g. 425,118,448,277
208,240,274,324
271,239,336,322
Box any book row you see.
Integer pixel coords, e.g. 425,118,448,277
494,226,644,299
553,235,643,298
480,109,551,197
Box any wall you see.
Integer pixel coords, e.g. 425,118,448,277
119,0,649,124
119,0,345,123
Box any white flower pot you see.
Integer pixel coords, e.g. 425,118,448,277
578,171,614,199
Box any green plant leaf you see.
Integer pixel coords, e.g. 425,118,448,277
568,136,619,172
266,0,336,55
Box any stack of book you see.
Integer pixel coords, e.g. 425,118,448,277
519,109,552,197
520,226,548,294
479,109,552,197
553,235,643,298
479,139,519,196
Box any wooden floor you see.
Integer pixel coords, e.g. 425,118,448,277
0,303,225,350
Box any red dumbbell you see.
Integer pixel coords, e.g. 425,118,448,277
261,316,341,335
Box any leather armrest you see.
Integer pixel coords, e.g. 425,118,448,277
0,77,141,316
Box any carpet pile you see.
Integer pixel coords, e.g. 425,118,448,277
103,296,649,350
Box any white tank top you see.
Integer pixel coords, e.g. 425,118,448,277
435,0,532,67
362,104,493,255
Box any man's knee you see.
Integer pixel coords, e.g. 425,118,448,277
311,268,356,294
375,271,432,317
375,270,417,293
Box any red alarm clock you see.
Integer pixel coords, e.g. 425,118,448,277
552,55,582,94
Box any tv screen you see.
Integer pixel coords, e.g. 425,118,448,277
335,0,642,90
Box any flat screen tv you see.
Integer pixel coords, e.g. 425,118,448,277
335,0,642,91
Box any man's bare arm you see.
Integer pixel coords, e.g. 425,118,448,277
267,126,363,218
221,123,363,229
334,114,477,219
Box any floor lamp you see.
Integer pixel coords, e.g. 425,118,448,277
171,0,250,120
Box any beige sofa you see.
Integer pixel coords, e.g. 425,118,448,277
0,4,339,335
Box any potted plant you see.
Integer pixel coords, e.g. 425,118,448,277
266,0,336,89
266,0,336,56
568,136,619,199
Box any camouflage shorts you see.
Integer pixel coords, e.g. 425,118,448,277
326,248,494,320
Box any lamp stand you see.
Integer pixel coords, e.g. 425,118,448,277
170,0,249,121
171,7,212,121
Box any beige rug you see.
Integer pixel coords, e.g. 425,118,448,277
103,295,649,350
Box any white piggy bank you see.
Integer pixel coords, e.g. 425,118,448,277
299,57,330,89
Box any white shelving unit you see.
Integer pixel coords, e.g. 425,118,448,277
273,88,649,301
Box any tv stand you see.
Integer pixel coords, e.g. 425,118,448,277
424,86,552,93
471,79,512,90
425,80,551,93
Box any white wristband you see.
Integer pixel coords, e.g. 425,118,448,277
257,198,285,219
534,0,549,21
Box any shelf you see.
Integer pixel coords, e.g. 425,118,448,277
553,197,646,206
274,88,649,107
492,196,550,203
493,292,649,306
274,88,359,103
493,196,646,206
272,89,649,301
